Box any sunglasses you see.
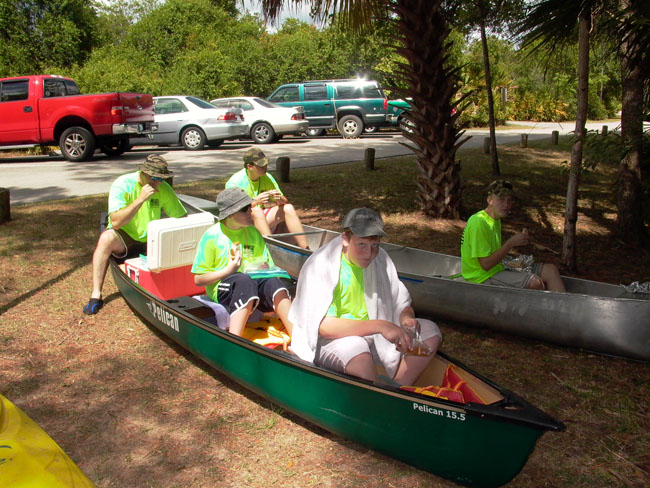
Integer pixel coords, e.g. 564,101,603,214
150,176,164,182
238,204,252,213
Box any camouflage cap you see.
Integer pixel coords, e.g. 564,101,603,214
138,154,174,178
342,207,387,238
243,147,268,167
487,180,514,197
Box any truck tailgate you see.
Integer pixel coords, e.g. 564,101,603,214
119,93,155,124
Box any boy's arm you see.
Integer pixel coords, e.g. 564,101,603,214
478,230,530,271
319,316,411,351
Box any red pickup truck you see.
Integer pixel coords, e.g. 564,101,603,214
0,75,155,161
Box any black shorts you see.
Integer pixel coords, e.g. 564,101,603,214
216,273,289,315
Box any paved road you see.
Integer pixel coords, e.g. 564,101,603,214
1,121,616,205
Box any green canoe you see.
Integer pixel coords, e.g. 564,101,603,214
111,253,564,487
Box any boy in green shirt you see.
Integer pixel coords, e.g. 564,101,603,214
83,155,187,315
289,208,442,385
192,187,293,337
460,180,565,291
225,147,309,249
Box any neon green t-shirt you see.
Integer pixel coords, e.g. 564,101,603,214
460,210,504,283
191,222,275,302
107,172,186,242
326,254,369,320
225,168,283,206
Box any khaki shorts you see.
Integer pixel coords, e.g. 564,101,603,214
315,318,442,374
109,228,146,258
483,262,544,288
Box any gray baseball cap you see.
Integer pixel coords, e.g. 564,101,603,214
342,208,387,237
216,187,253,220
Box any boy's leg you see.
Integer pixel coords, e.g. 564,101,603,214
257,278,292,335
394,319,442,385
265,205,309,249
216,273,259,337
90,229,127,300
540,263,566,292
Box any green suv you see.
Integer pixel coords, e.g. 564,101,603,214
267,79,391,138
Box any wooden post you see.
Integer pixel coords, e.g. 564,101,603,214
551,130,559,145
483,137,490,154
0,188,10,224
520,134,528,148
364,148,375,170
602,125,608,136
277,156,290,182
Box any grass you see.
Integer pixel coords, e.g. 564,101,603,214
1,136,649,487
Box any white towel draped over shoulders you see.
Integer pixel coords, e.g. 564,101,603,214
288,235,412,377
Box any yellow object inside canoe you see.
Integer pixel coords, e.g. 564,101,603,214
0,394,94,487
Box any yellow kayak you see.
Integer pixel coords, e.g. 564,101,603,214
0,394,94,487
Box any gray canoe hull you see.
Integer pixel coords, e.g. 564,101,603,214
265,226,650,362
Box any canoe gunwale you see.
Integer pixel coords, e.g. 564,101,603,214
110,257,564,433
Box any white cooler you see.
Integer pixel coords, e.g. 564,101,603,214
146,212,215,271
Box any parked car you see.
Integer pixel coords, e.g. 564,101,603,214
0,74,155,161
130,96,248,150
387,98,413,132
210,97,309,144
267,79,392,138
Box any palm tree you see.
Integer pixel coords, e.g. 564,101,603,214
520,0,649,250
256,0,469,218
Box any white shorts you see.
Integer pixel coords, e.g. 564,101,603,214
315,318,441,374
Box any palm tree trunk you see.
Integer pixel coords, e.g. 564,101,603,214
390,0,470,218
562,6,590,272
617,0,647,243
480,21,500,176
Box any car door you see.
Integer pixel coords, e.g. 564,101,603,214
302,83,333,128
152,98,188,144
0,79,39,144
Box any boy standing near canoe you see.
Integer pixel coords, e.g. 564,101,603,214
225,147,309,249
83,155,187,315
191,187,293,337
460,180,565,292
289,208,442,385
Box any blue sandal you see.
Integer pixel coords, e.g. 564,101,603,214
83,298,103,315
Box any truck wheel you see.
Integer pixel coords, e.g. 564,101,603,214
59,127,96,162
181,126,206,150
363,125,378,133
251,122,276,144
100,139,130,157
337,115,363,138
305,128,325,137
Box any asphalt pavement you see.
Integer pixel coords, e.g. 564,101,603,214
0,120,618,205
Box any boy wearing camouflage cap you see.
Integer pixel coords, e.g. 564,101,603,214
83,154,187,315
460,180,565,291
225,147,309,249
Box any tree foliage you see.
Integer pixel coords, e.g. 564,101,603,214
0,0,98,76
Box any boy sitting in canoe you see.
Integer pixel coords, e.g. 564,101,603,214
191,187,293,337
225,147,309,249
460,180,565,292
288,208,442,385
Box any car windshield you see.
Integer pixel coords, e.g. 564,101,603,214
254,98,281,109
186,96,216,109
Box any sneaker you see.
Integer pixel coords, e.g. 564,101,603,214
83,298,103,315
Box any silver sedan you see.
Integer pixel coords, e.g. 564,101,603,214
210,97,308,144
131,96,249,150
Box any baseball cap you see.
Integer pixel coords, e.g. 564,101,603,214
216,187,253,220
342,208,387,237
487,180,514,197
138,154,174,178
243,147,268,167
